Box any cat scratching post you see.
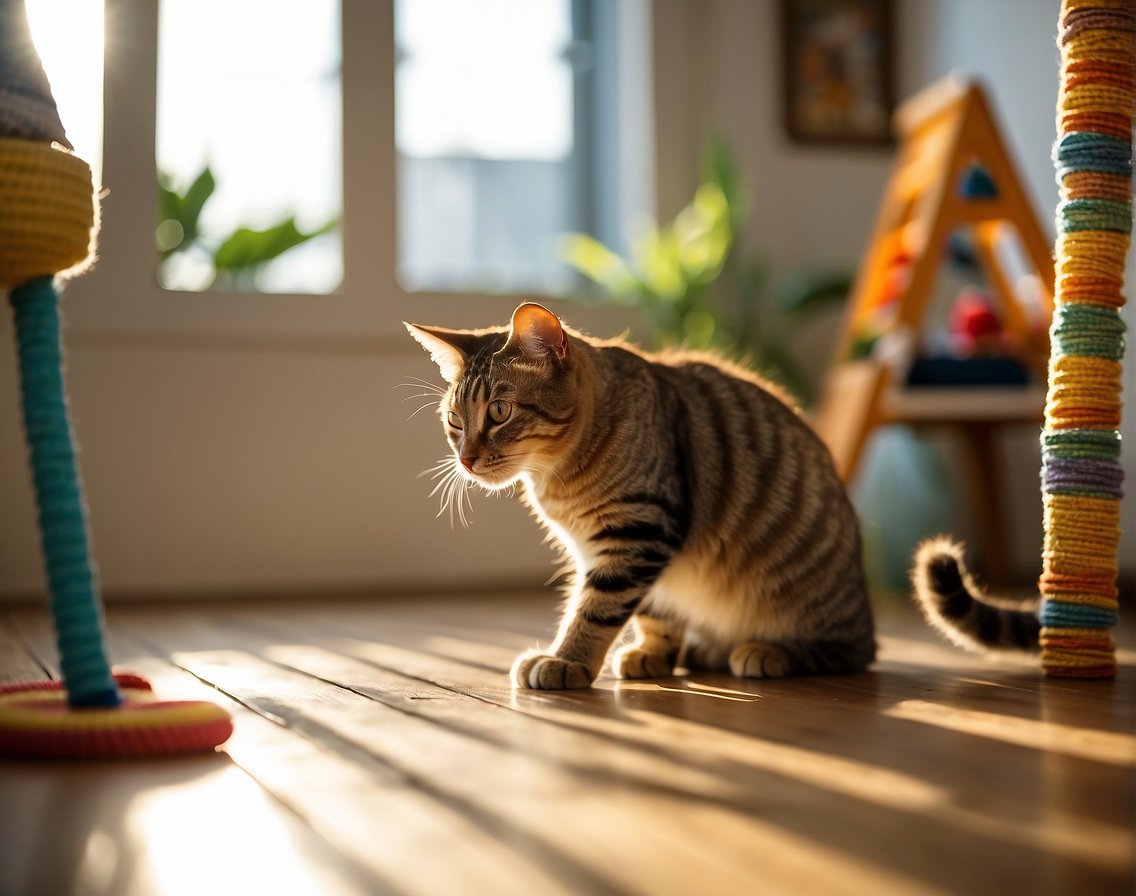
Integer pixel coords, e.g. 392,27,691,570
1038,0,1132,678
0,0,232,756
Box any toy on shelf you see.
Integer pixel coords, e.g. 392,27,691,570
0,0,232,757
948,287,1007,357
814,77,1055,500
904,286,1034,389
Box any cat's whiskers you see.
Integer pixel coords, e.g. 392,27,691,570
420,457,454,481
395,379,447,421
396,376,447,397
405,400,441,420
395,379,447,420
422,456,474,528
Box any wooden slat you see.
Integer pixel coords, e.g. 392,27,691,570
0,596,1132,896
113,612,590,896
880,386,1045,423
118,611,795,894
0,612,375,896
225,600,1135,894
0,610,53,683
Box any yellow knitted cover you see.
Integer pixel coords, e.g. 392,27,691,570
0,138,98,289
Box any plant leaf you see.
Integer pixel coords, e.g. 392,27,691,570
701,133,748,228
682,307,717,349
157,177,183,224
634,226,686,302
156,179,185,258
558,233,639,297
181,167,215,243
213,217,335,272
676,182,732,283
775,269,853,315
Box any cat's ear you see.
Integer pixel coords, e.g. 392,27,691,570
505,303,568,364
404,322,482,383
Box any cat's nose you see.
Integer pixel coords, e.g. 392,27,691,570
460,453,477,472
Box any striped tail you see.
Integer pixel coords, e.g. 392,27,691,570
911,538,1040,653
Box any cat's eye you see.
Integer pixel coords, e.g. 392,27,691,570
488,400,512,425
446,410,463,429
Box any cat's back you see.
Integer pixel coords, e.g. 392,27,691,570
581,336,849,509
626,347,854,546
648,349,832,472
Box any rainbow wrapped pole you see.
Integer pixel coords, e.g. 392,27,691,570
1040,0,1133,678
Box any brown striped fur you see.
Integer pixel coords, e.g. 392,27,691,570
911,538,1040,653
406,303,877,689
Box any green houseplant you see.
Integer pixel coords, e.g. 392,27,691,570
560,137,850,404
157,166,337,290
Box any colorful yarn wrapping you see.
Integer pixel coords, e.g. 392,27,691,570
1040,0,1132,678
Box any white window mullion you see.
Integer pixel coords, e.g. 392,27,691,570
340,0,398,308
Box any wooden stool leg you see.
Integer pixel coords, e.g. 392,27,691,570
956,423,1010,586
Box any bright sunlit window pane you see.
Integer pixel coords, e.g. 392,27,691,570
157,0,343,294
25,0,104,183
397,0,572,159
396,0,581,294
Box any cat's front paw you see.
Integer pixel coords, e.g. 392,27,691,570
611,645,675,680
511,651,592,690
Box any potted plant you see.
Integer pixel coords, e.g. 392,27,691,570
559,136,851,405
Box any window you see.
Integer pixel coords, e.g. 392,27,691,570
395,0,649,297
155,0,343,294
55,0,652,328
25,0,104,182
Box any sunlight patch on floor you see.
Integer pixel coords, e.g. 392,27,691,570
78,829,118,893
128,764,351,896
619,681,762,702
884,700,1136,767
509,692,952,814
422,634,519,668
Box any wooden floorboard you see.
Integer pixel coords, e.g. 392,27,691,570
1,593,1133,896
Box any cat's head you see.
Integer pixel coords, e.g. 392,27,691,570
405,303,578,491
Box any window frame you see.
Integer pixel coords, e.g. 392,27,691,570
66,0,660,345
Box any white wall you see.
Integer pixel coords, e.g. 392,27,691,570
2,0,1131,599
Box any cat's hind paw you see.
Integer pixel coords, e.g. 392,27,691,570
729,641,793,679
511,651,592,690
611,645,675,680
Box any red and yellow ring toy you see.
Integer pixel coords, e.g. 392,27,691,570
0,674,234,760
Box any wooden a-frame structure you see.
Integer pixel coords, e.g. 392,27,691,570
813,77,1055,579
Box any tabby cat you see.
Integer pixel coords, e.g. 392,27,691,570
407,303,1037,690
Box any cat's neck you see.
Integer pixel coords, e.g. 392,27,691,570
525,341,642,506
525,339,608,498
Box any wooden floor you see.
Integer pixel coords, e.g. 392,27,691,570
1,593,1133,896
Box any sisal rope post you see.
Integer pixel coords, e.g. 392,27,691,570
1040,0,1133,678
0,0,232,757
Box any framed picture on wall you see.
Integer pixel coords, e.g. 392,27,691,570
781,0,895,145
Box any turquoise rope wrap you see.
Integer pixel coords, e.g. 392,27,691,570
1052,132,1133,179
10,277,120,708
